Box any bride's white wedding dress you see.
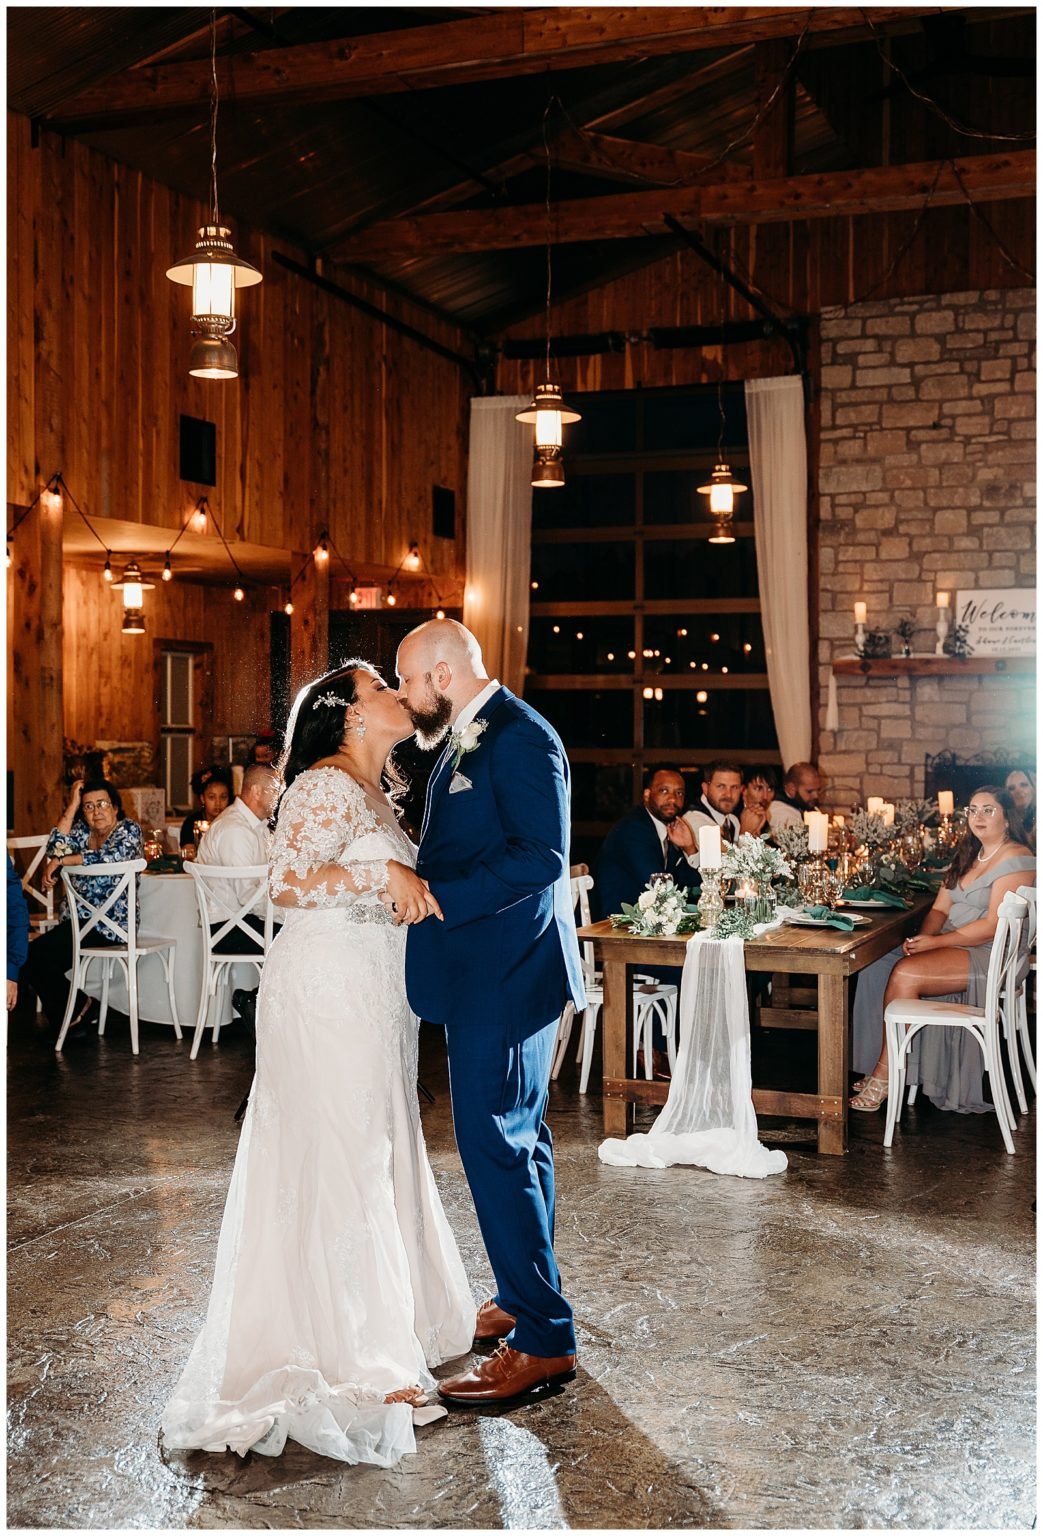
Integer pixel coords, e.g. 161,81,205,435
161,767,476,1466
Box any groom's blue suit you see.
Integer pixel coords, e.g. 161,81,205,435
406,684,585,1359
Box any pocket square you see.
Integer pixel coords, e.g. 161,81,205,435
449,772,473,794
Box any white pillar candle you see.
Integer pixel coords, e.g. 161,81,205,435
698,824,722,869
808,812,830,853
866,797,884,816
854,601,867,625
937,789,954,817
935,591,950,609
833,814,845,829
881,803,896,827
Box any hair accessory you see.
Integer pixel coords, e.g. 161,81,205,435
312,691,349,711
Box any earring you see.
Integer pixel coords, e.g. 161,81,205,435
355,717,367,741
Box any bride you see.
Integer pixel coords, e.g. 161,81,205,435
161,662,476,1466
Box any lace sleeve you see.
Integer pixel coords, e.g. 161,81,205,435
269,770,390,909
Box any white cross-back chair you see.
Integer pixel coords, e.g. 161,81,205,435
56,859,181,1055
551,874,679,1093
187,864,275,1060
883,892,1027,1154
7,834,61,934
998,884,1037,1115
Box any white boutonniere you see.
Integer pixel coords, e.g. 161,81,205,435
449,717,488,770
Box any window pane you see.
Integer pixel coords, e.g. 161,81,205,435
526,688,633,749
530,539,634,601
643,688,777,753
644,467,752,527
528,617,635,675
644,538,758,601
532,472,635,530
164,733,192,812
643,614,766,674
569,761,633,824
163,652,192,728
642,384,747,452
564,395,637,456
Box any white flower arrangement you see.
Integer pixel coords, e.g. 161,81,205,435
721,832,793,886
610,875,701,937
450,717,488,769
895,797,934,834
773,822,811,866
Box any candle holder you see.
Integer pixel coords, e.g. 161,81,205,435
935,606,949,656
697,867,725,933
797,856,829,905
854,619,866,657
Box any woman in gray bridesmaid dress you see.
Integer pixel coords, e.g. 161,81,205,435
851,786,1035,1114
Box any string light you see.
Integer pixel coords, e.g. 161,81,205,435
103,552,113,582
386,591,397,607
162,552,173,582
313,531,329,564
405,542,421,572
284,598,294,616
435,608,446,620
233,585,245,602
191,499,208,534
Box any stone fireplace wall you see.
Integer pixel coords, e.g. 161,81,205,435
816,287,1036,808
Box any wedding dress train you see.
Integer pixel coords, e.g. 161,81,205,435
161,768,475,1465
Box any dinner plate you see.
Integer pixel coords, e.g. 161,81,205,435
841,897,901,909
787,912,872,928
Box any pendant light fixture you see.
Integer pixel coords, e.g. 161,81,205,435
700,287,746,543
516,101,580,488
112,559,155,636
166,12,261,380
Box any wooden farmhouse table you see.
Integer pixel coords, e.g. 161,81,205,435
577,895,933,1155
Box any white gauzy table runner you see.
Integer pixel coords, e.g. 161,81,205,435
598,925,789,1179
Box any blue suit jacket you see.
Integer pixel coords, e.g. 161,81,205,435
594,806,701,922
405,686,585,1036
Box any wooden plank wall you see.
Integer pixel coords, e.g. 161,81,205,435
495,201,1035,395
7,114,472,827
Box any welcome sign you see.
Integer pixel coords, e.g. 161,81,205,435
955,589,1036,656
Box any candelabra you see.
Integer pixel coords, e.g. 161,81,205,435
697,867,725,933
935,594,950,656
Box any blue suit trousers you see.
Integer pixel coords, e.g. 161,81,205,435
445,1014,576,1359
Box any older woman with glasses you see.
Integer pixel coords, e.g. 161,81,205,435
21,778,143,1038
850,785,1035,1115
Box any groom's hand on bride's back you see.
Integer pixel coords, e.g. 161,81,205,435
383,860,444,926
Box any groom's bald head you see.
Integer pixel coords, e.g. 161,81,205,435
396,619,489,747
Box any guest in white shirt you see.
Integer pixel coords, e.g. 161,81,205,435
197,765,280,950
683,760,744,862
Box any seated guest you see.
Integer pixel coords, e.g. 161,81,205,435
1005,767,1036,849
683,760,743,857
7,854,30,1012
179,765,235,857
850,785,1034,1113
196,764,280,953
775,761,823,818
595,765,701,921
23,779,143,1035
248,731,281,767
737,764,795,837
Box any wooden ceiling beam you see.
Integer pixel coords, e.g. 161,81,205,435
49,7,951,124
544,126,753,186
332,151,1036,261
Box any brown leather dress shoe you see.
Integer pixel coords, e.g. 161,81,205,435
473,1298,516,1345
438,1342,576,1406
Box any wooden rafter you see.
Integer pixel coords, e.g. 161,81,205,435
543,126,753,186
331,152,1036,261
49,7,950,124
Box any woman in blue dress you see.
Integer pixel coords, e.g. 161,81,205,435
850,785,1035,1114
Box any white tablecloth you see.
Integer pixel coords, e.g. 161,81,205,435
80,872,258,1030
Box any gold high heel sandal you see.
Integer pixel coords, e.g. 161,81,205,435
849,1075,889,1111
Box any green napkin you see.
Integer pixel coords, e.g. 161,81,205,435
842,886,907,907
803,906,855,930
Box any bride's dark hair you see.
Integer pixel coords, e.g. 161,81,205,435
274,661,407,824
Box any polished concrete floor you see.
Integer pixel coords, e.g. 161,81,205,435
7,1000,1036,1531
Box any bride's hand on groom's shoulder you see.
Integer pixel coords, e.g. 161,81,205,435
383,860,444,926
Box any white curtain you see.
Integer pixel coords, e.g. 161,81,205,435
463,396,533,695
744,376,812,769
598,931,788,1179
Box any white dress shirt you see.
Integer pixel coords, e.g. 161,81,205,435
768,800,803,830
647,808,699,869
452,678,501,735
683,796,741,868
196,797,271,917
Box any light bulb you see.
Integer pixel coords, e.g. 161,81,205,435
192,504,207,534
314,535,329,564
103,554,113,582
349,589,359,606
284,600,293,616
642,687,654,700
709,483,733,514
405,543,421,571
435,609,446,620
653,687,663,702
531,580,539,591
386,591,397,607
233,586,245,602
161,553,173,582
122,580,143,609
696,690,708,704
534,406,563,449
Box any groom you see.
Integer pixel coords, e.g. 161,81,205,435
396,618,585,1405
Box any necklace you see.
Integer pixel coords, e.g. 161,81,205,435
976,842,1005,865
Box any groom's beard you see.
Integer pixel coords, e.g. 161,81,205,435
403,687,453,751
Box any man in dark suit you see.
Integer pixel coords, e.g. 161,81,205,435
397,619,585,1407
595,764,702,922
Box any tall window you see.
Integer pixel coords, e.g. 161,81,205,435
525,384,778,865
159,650,195,812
